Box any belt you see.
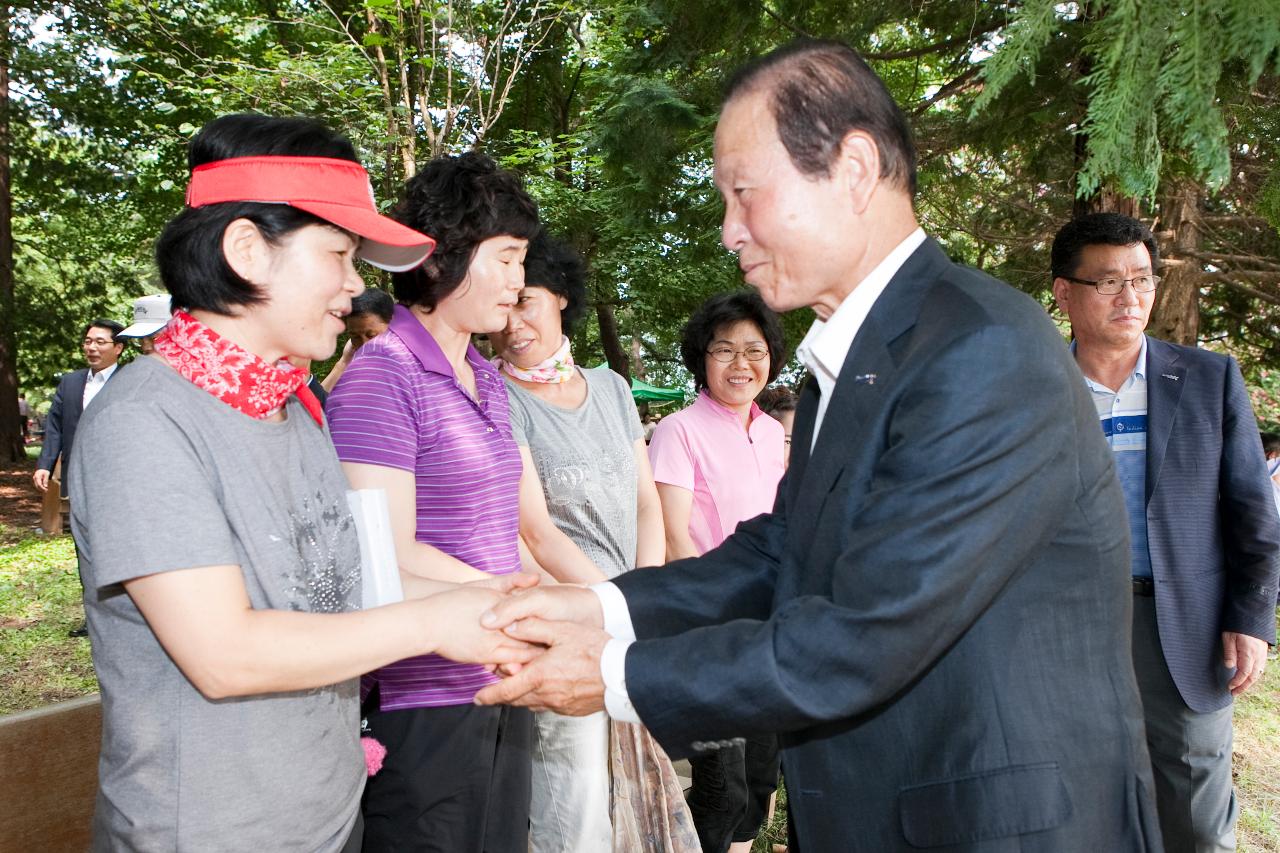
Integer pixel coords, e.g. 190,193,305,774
1132,577,1155,596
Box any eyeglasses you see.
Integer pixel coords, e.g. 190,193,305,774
82,337,117,348
707,345,770,363
1063,275,1160,295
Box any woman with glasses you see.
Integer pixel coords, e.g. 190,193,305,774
646,289,787,853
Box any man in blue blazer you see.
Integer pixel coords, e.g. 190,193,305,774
1052,212,1279,853
34,318,125,500
477,41,1160,852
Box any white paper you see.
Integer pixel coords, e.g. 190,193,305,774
346,489,404,608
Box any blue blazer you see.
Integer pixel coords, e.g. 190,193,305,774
613,239,1160,852
36,368,92,497
1144,335,1280,713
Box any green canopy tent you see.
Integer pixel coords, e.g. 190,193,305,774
631,377,686,404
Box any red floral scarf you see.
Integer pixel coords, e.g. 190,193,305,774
153,310,324,426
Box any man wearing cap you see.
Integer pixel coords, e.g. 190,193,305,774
116,294,172,354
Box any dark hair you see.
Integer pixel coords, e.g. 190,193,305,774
1262,432,1280,457
350,287,395,323
84,319,126,340
680,291,786,392
755,386,797,417
391,152,539,310
155,114,360,315
725,40,917,196
523,230,588,334
1051,213,1160,280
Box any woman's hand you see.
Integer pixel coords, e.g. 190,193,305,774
420,585,544,668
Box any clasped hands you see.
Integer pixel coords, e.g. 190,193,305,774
435,577,611,716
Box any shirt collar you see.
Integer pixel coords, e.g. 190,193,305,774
89,363,118,382
694,389,765,427
796,227,926,383
1072,335,1148,393
388,303,490,380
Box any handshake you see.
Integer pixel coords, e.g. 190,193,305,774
424,577,613,717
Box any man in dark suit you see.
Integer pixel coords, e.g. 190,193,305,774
476,41,1160,851
34,318,124,636
1052,213,1279,853
34,318,125,499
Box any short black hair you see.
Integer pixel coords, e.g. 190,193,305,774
350,287,395,323
1051,213,1160,280
155,114,360,315
1262,432,1280,457
755,386,797,417
725,39,917,196
680,291,786,392
84,319,125,340
523,230,588,335
391,152,539,311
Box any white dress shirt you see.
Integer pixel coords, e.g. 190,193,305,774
82,363,119,410
591,228,929,723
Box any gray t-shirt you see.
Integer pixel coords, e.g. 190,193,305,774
504,366,645,578
69,355,363,853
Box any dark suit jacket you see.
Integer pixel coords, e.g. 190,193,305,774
1144,336,1280,713
36,367,115,497
613,239,1161,852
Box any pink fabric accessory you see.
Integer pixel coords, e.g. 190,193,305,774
493,335,575,384
361,736,387,776
153,310,324,426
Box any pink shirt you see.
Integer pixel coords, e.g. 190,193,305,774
648,390,785,554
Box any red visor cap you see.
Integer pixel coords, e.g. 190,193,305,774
186,156,435,272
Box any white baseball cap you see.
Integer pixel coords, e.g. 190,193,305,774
118,294,173,338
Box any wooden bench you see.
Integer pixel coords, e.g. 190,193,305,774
0,695,101,853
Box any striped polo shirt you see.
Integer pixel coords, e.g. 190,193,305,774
327,304,522,708
1077,337,1153,579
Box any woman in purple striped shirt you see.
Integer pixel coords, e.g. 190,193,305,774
327,152,541,852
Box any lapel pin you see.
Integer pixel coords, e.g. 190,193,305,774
1161,373,1180,381
854,373,877,385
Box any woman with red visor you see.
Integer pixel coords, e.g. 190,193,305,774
66,114,537,852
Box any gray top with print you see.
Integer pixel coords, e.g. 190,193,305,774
504,366,645,578
69,355,363,853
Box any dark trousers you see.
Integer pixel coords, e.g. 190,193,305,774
361,702,533,853
687,733,779,852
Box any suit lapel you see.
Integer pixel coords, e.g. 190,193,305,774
788,238,948,544
69,369,89,419
1144,336,1185,504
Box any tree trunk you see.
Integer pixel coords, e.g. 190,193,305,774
1148,180,1202,345
596,301,630,383
0,2,23,463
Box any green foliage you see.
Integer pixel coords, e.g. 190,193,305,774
975,0,1280,200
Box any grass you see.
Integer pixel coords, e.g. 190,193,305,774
0,525,1275,849
0,523,97,714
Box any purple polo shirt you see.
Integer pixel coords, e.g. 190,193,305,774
327,304,522,709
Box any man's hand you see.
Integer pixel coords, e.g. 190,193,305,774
33,469,50,493
472,617,608,715
1223,631,1269,696
479,584,603,632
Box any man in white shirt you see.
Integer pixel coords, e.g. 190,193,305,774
34,318,124,635
477,40,1159,852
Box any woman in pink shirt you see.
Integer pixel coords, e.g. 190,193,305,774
647,289,787,853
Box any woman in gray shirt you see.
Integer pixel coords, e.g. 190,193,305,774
491,232,695,852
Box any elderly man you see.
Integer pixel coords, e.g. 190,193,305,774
1052,212,1280,853
478,40,1160,851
